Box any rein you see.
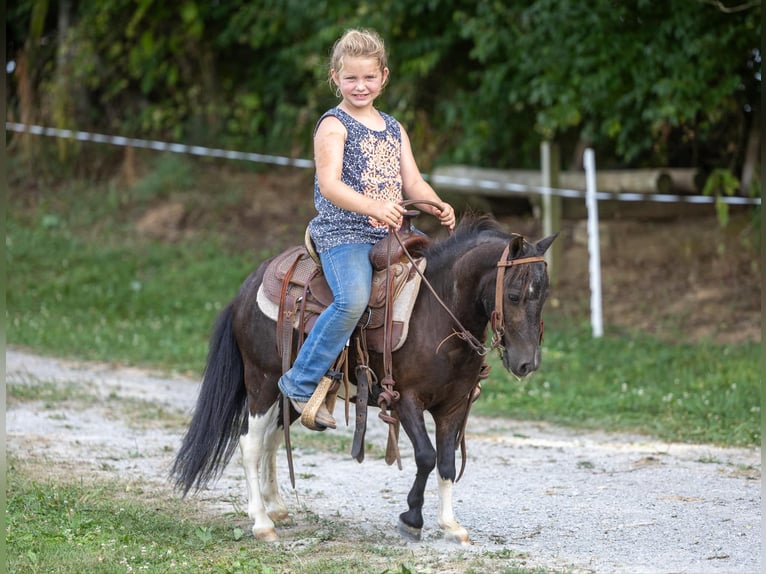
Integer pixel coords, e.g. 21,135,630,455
388,213,547,482
375,199,486,469
392,207,547,357
391,200,487,356
380,205,547,480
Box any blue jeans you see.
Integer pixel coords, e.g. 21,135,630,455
277,242,373,401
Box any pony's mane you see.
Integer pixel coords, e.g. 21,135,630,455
424,212,508,263
423,213,543,303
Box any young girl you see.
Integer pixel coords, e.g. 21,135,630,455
278,28,455,430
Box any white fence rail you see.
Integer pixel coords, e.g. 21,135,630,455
7,122,762,338
7,122,761,206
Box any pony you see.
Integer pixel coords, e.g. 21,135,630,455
171,213,556,543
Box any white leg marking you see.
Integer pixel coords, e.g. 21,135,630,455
239,403,280,541
259,405,290,523
437,476,471,544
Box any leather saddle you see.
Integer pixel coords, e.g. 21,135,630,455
257,227,430,373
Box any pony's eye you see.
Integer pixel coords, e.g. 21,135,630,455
508,292,520,304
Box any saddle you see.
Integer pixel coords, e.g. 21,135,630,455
259,206,487,487
257,227,430,377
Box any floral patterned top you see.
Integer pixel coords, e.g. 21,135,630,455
308,107,403,253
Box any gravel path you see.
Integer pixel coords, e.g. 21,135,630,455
6,349,761,573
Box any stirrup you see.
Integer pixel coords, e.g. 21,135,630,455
300,375,338,430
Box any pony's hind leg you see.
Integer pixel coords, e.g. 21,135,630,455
239,401,281,542
259,405,290,524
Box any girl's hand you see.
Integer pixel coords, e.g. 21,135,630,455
435,202,456,231
372,200,406,228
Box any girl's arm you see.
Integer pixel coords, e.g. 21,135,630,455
398,123,455,230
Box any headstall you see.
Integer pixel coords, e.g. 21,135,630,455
490,244,547,350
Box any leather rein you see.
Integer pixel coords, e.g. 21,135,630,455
391,202,547,356
381,204,547,480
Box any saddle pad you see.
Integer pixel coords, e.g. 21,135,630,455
256,257,426,352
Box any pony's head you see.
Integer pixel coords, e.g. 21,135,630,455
492,232,557,379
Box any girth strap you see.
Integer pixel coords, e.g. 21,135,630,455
277,250,312,490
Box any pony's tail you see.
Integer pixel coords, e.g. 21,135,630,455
171,303,247,496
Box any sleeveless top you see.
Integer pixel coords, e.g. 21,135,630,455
308,107,403,253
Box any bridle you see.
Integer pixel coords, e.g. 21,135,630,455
390,204,548,357
490,244,547,351
377,219,547,472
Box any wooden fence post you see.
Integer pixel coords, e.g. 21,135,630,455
541,141,562,286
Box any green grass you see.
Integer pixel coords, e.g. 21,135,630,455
476,322,760,446
7,212,258,376
6,464,552,574
6,175,760,446
6,467,358,573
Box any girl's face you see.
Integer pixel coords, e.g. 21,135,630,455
331,56,389,110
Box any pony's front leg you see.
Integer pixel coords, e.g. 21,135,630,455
396,397,436,541
239,403,280,542
436,476,470,544
435,419,471,544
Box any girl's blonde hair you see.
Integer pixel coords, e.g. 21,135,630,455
329,28,388,85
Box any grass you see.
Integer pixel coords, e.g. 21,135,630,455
7,210,258,376
476,322,760,446
6,465,352,573
6,169,760,447
6,463,552,574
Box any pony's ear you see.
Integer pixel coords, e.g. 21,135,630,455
535,232,559,255
508,234,525,259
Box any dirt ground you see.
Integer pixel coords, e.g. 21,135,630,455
6,349,761,574
7,168,762,573
136,167,762,345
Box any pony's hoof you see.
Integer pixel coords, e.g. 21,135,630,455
398,519,422,541
445,528,471,545
253,526,279,542
268,510,293,525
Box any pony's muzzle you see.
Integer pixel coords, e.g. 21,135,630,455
504,346,541,379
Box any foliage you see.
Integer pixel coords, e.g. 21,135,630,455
702,167,742,228
6,0,761,172
454,0,761,167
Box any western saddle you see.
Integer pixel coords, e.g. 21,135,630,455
258,218,430,478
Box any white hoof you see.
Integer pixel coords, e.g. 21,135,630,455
253,526,279,542
267,509,292,525
444,527,471,545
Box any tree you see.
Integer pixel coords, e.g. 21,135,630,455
6,0,761,188
452,0,760,174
